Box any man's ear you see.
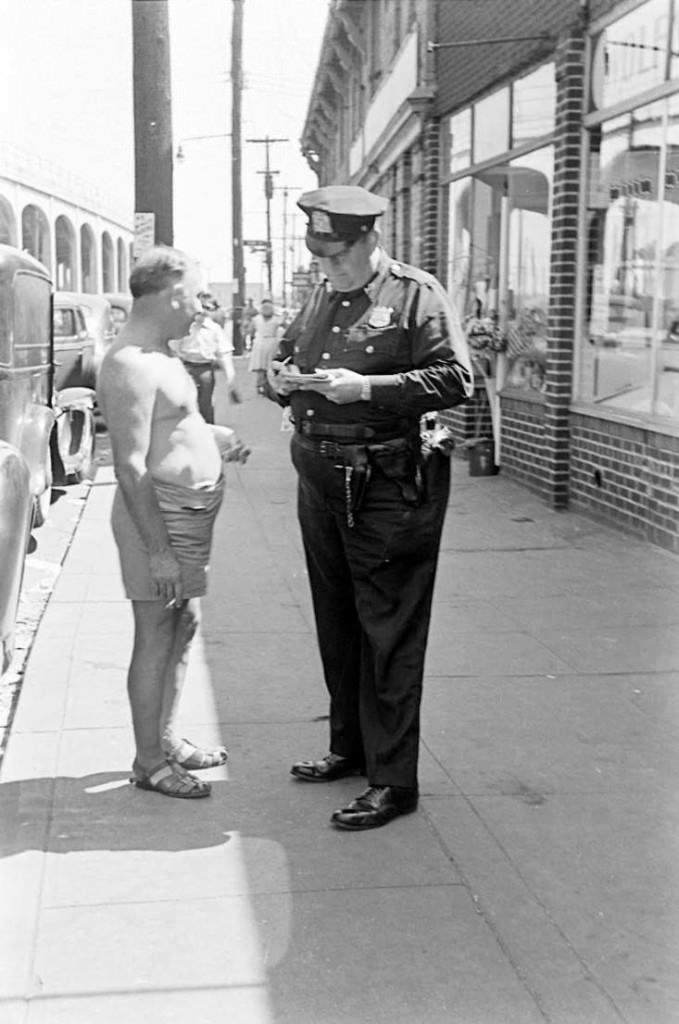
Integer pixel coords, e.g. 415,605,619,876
167,282,183,311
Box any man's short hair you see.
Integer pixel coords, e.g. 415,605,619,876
129,246,190,299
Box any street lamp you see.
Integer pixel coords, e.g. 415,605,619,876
175,133,231,163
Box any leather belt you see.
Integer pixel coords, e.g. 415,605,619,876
294,435,366,458
295,419,413,443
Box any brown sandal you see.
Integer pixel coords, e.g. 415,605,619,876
130,759,211,799
165,737,228,771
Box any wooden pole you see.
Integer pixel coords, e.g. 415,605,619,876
132,0,173,247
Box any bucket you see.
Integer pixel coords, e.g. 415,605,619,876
468,438,497,477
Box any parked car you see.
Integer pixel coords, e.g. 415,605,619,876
103,291,132,337
0,246,96,674
52,291,97,390
77,293,116,370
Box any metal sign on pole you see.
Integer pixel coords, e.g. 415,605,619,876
133,212,156,258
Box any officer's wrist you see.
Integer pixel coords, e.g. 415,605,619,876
359,376,372,402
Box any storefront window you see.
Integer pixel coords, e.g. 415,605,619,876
670,0,679,81
505,147,554,392
590,0,671,111
449,108,472,173
473,88,510,164
655,92,679,418
512,64,556,147
580,100,679,418
447,176,472,316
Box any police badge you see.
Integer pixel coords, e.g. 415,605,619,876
367,306,394,328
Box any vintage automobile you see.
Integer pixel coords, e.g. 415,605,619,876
0,245,96,674
52,291,115,389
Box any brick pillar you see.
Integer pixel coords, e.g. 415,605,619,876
544,28,586,508
422,117,441,277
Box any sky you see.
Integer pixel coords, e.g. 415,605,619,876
170,0,330,295
0,0,329,300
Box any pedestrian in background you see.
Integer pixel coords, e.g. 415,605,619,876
98,246,250,800
268,185,473,830
240,297,257,352
248,296,284,394
172,294,239,421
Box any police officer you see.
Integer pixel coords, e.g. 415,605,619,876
268,185,473,830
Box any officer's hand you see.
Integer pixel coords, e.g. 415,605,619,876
299,367,364,404
268,359,300,397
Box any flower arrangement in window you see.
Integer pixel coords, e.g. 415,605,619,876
464,310,507,353
505,307,548,393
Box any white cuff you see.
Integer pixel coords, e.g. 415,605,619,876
360,377,372,402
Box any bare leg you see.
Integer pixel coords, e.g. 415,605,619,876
159,598,200,751
128,599,197,772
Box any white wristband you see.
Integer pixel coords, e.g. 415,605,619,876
360,377,372,402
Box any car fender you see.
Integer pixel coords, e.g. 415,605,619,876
0,441,33,675
18,403,57,502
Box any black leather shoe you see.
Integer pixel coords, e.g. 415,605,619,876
290,753,364,783
331,785,418,830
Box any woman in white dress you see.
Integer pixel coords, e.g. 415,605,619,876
248,298,284,393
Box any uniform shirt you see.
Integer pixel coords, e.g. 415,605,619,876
278,249,474,429
172,317,232,364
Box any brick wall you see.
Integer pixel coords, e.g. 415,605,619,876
422,118,442,276
442,383,494,448
499,394,550,496
541,29,586,507
570,413,679,553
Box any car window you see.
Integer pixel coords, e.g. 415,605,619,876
54,308,76,337
14,273,51,369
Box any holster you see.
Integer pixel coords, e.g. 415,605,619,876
367,437,423,506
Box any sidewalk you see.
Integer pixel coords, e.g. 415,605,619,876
2,364,679,1024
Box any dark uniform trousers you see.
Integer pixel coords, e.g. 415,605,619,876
183,361,216,424
291,433,450,791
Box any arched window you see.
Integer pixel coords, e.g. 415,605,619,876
55,215,76,291
0,196,17,246
116,237,127,291
102,231,115,292
80,223,97,292
22,204,51,270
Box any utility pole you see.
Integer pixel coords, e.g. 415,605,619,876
132,0,173,248
231,0,245,354
274,186,302,308
246,135,288,295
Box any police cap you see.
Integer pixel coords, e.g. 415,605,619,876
298,185,388,257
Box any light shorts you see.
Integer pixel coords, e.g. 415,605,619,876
111,475,224,601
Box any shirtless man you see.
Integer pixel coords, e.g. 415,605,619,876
98,246,249,799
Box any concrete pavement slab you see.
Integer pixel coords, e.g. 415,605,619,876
251,886,546,1024
421,674,679,797
424,791,679,1024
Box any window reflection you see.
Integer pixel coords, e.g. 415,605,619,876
450,109,472,173
473,88,510,164
447,177,471,316
512,64,556,147
581,100,679,417
505,147,554,392
590,0,669,111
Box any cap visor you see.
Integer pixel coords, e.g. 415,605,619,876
305,232,350,258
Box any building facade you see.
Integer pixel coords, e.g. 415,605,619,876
0,143,133,294
301,0,679,553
